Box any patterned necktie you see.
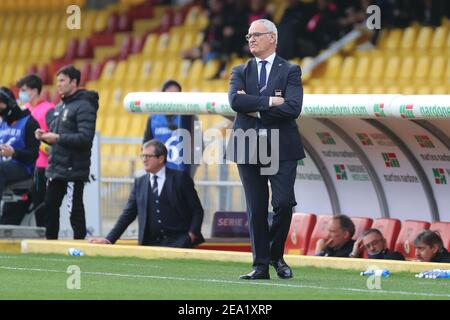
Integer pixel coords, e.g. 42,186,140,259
151,175,158,197
259,60,268,94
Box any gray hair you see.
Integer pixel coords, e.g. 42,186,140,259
250,19,278,45
143,139,167,163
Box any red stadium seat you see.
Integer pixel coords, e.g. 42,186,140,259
77,38,93,59
350,217,373,240
394,219,430,259
371,218,401,250
65,39,79,60
430,221,450,251
307,215,333,255
284,213,317,255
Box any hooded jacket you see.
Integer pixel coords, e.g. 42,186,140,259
0,106,39,173
46,89,99,181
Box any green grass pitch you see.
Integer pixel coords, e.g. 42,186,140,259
0,253,449,300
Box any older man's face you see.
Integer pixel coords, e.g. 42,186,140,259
247,22,275,59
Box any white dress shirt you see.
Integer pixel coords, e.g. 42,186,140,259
149,166,166,196
254,52,276,116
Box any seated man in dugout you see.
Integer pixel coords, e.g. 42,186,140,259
414,230,450,263
349,228,405,260
315,215,356,257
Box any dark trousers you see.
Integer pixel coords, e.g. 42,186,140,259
237,160,297,271
32,168,47,227
0,161,30,198
0,162,31,225
0,167,47,226
145,231,193,248
45,179,86,239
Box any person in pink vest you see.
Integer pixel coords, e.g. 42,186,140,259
16,74,55,227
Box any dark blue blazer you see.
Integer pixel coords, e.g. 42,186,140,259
226,55,305,162
106,168,205,245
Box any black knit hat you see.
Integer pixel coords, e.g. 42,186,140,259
161,80,182,92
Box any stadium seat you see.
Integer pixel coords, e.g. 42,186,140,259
307,215,333,255
284,213,317,255
350,217,373,240
371,218,401,250
430,221,450,251
394,219,430,260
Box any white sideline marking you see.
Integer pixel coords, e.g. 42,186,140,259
0,255,161,269
1,265,449,298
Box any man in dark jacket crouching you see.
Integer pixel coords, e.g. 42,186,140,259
35,65,98,239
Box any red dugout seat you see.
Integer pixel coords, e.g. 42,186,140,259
350,217,373,240
394,219,430,259
430,221,450,251
371,218,401,250
307,215,333,255
284,213,317,255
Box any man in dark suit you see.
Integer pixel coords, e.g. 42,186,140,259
350,228,405,260
227,19,305,280
89,139,204,248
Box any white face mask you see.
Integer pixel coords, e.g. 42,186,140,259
19,91,31,104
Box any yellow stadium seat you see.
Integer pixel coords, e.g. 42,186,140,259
430,26,447,55
164,59,181,81
102,116,117,137
125,59,141,82
399,26,417,54
18,39,33,59
179,31,197,52
36,14,50,34
341,86,355,94
30,37,45,59
153,33,170,57
385,85,401,94
414,56,430,84
416,86,432,95
149,60,166,83
367,56,384,85
354,56,371,83
100,60,117,82
203,59,221,79
371,86,386,94
7,39,20,59
338,56,356,84
136,60,152,81
384,56,401,85
432,86,448,94
187,59,204,85
303,85,313,94
112,60,128,84
415,27,433,50
326,85,340,94
401,86,416,95
383,29,403,51
312,86,326,94
24,14,38,32
397,56,415,84
1,65,15,86
323,55,343,83
445,58,450,85
355,86,370,94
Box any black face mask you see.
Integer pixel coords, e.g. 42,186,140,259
0,89,15,119
368,249,387,259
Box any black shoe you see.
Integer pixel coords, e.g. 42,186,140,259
239,269,270,280
270,259,293,279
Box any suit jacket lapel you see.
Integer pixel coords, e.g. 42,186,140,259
246,59,259,95
266,55,283,96
141,174,150,226
165,168,174,203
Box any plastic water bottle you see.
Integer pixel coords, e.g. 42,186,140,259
415,269,450,279
360,269,390,277
68,248,84,257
